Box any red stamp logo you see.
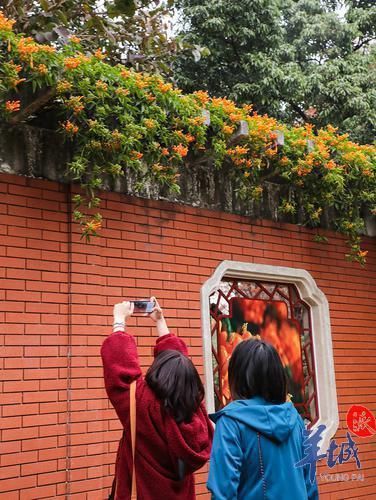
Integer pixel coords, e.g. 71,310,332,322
347,405,376,438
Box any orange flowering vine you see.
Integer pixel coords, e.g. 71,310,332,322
0,9,374,261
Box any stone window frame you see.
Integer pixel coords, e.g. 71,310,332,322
201,260,339,451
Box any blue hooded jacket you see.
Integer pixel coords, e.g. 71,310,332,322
207,397,319,499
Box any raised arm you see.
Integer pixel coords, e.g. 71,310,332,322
149,297,189,356
101,301,142,425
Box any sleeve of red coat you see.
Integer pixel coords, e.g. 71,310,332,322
101,331,142,427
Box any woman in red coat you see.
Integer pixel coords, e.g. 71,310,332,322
101,298,213,500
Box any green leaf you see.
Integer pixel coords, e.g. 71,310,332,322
40,0,50,12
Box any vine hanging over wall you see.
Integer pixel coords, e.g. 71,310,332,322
0,12,375,264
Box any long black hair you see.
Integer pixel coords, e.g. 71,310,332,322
145,350,205,423
228,339,287,404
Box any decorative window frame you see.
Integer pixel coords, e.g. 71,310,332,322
201,260,339,451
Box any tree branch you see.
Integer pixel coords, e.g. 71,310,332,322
9,87,56,125
353,37,372,51
287,101,310,122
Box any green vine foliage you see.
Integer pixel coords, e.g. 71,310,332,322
1,11,375,264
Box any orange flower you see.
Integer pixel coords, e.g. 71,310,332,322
36,64,48,75
0,12,16,31
172,144,188,157
64,57,80,70
188,116,205,126
157,81,173,93
185,133,195,143
95,80,108,92
265,147,277,158
8,62,22,74
233,157,247,166
222,124,235,135
280,156,289,166
161,148,169,156
57,80,72,93
135,80,147,89
242,104,253,114
131,150,143,160
229,112,244,122
41,46,55,54
17,38,55,60
326,124,338,134
94,48,105,60
134,74,148,89
296,166,311,177
64,55,87,70
84,220,102,233
193,90,209,104
69,35,81,44
116,87,130,97
5,100,20,113
326,160,336,170
357,250,368,258
146,93,156,102
227,146,249,156
144,119,156,129
304,123,314,136
62,120,79,135
120,69,132,79
211,97,238,114
16,38,38,58
66,96,84,114
11,78,26,88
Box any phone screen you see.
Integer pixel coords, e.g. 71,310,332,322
131,300,154,314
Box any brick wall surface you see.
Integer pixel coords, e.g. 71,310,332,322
0,173,375,500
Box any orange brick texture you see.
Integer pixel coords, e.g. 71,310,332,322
0,173,375,499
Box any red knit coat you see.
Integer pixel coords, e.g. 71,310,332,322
101,331,214,500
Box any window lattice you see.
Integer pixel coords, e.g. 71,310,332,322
209,279,318,424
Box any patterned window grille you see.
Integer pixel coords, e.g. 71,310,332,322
209,278,318,425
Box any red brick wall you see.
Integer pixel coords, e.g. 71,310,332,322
1,172,375,499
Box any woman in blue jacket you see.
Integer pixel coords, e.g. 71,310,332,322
207,339,319,499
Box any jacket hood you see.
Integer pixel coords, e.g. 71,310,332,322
164,402,214,472
210,396,299,443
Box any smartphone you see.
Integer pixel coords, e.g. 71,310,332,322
130,300,155,314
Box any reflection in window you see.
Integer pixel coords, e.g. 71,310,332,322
210,279,318,425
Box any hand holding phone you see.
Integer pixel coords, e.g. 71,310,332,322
113,301,134,322
148,297,164,322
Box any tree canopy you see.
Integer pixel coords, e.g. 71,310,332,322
174,0,376,144
1,0,176,73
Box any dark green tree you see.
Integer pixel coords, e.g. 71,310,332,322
174,0,376,143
